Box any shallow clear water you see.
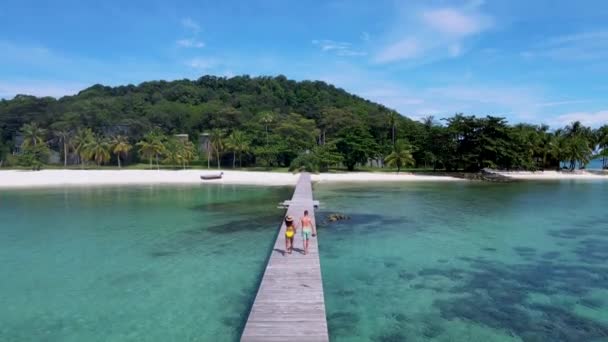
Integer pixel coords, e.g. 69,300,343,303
316,180,608,341
0,185,291,342
587,158,605,170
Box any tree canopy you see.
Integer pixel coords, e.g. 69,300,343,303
0,75,605,171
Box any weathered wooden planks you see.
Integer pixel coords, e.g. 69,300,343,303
241,173,329,342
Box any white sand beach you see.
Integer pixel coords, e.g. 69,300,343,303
0,169,463,188
496,170,608,180
2,169,606,189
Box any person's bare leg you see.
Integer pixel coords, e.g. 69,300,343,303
285,238,289,255
288,238,293,254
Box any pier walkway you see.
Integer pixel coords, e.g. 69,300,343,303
241,173,329,342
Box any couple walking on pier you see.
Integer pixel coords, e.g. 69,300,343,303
284,210,316,255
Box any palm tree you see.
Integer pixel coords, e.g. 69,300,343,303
72,128,94,167
84,135,111,166
536,124,551,169
163,138,183,168
549,129,567,170
565,121,583,138
563,121,594,169
54,129,72,167
598,125,608,168
182,141,197,169
422,115,435,130
260,111,275,145
385,140,415,173
111,135,132,168
210,129,225,169
137,140,156,169
21,122,47,148
137,132,165,169
387,111,398,147
226,130,249,168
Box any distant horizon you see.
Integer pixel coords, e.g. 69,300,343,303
2,0,608,127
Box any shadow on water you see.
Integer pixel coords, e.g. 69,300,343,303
148,214,282,258
204,214,281,234
421,252,608,341
319,183,608,341
575,239,608,264
316,211,418,234
326,236,608,340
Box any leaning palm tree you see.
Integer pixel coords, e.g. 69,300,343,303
385,140,415,173
162,138,182,168
209,129,225,169
72,128,94,167
84,135,111,166
182,141,197,169
21,122,47,148
111,135,132,168
226,130,249,168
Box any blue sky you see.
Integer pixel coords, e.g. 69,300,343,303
2,0,608,127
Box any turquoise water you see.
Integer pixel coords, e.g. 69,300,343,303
316,180,608,341
3,181,608,341
0,185,291,341
588,158,605,170
563,158,605,170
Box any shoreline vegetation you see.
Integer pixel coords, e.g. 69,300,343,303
1,76,607,174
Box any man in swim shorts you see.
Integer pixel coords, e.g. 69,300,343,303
300,210,316,255
284,215,296,254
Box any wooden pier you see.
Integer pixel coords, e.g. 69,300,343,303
241,173,329,342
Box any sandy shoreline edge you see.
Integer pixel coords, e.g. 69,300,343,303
0,169,606,188
0,169,463,188
495,170,608,180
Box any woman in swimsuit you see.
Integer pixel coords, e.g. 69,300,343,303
285,215,296,254
300,210,316,255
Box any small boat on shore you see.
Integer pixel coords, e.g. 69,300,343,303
200,172,223,180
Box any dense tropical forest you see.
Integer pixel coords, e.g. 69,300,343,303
0,75,607,171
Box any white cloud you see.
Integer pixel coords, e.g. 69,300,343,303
552,110,608,127
534,100,591,108
522,31,608,61
181,17,201,33
303,60,601,127
360,88,424,105
314,61,547,122
375,5,492,64
422,8,488,37
177,18,205,49
375,38,422,63
336,50,367,57
312,40,366,57
176,38,205,48
0,80,87,99
187,57,217,70
313,39,350,51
